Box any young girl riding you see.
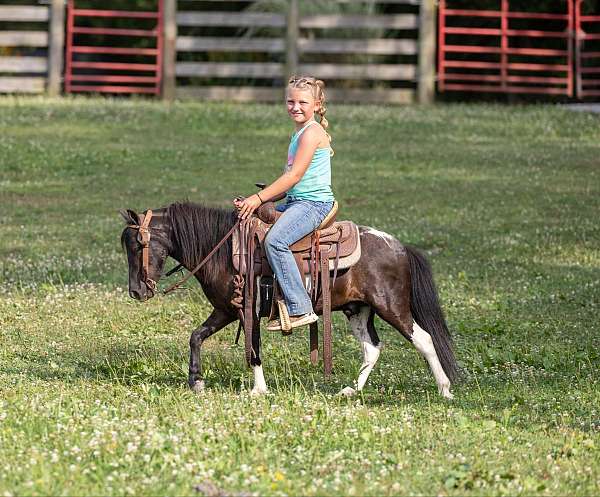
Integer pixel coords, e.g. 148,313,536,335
234,76,335,331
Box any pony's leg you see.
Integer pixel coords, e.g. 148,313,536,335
375,306,453,399
250,323,268,395
411,321,453,399
251,363,267,395
188,309,235,393
340,305,382,397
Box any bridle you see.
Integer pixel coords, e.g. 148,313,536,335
127,209,158,293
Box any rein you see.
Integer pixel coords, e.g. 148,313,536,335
162,219,240,295
128,210,240,296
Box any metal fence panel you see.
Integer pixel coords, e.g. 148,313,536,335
438,0,574,97
64,0,163,95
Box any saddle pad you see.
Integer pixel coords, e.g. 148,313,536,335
232,219,361,274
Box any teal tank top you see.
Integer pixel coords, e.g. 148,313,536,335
285,121,335,202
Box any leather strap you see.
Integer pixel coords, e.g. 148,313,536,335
234,321,243,345
128,210,156,292
164,263,183,277
140,210,152,288
320,248,332,378
243,219,259,364
311,232,321,302
331,226,343,289
309,322,319,365
163,220,240,295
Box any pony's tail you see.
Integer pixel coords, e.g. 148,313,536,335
406,246,458,383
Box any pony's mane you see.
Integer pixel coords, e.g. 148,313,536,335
167,201,237,284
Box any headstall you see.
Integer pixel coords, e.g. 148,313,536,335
128,209,157,293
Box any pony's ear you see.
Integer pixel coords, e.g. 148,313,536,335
119,209,139,225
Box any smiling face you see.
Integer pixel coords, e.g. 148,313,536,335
286,87,321,129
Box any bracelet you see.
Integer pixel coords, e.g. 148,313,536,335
256,192,264,204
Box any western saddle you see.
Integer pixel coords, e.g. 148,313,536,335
231,192,361,377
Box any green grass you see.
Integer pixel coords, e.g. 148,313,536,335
1,96,599,496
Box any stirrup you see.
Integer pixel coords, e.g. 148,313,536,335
266,312,318,332
266,318,282,331
277,300,292,332
289,312,319,329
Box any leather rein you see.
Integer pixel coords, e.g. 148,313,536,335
127,209,240,296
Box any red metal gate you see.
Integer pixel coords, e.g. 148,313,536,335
438,0,575,97
576,0,600,97
65,0,163,95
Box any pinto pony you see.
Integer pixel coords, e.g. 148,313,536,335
120,202,457,398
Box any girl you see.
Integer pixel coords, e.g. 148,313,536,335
234,76,335,330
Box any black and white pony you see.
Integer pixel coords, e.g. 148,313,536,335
121,202,458,399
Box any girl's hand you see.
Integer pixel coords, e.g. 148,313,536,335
235,194,262,220
233,197,244,210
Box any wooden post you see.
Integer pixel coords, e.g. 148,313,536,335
418,0,436,104
285,0,299,81
163,0,177,101
500,0,508,92
47,0,65,96
574,0,581,99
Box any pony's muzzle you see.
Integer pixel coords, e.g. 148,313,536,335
129,277,157,301
129,287,150,301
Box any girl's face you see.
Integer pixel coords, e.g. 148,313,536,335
286,87,320,127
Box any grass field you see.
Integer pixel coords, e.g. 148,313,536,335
1,97,599,496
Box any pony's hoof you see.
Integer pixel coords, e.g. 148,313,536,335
440,386,454,400
339,386,356,397
191,380,205,394
251,386,268,396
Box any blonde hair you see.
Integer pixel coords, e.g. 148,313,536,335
287,75,333,151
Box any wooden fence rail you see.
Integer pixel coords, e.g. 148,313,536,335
168,0,436,104
0,1,65,95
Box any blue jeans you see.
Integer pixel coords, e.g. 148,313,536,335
264,198,334,316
